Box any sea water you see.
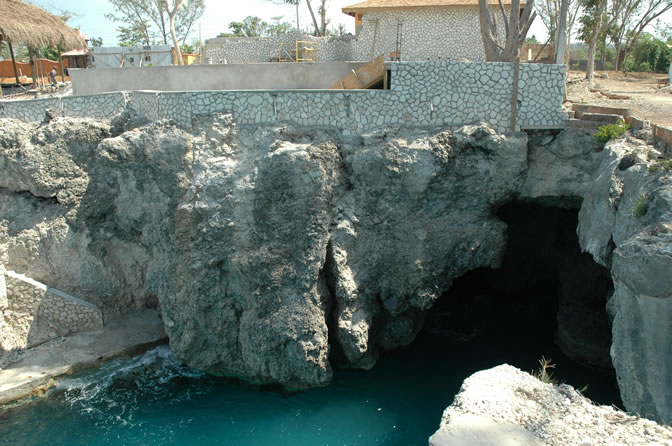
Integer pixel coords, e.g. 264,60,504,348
0,315,620,446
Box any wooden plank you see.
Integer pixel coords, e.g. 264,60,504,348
329,56,385,90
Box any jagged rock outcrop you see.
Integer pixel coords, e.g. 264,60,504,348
578,136,672,424
329,126,526,368
1,113,671,422
0,115,530,388
430,364,672,445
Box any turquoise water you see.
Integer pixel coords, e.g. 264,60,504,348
0,314,620,446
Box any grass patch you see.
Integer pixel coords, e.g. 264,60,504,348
632,193,648,218
595,121,630,144
533,356,557,384
648,157,672,173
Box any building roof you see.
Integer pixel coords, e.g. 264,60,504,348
343,0,520,14
0,0,86,50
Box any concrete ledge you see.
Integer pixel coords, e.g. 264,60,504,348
580,113,625,124
0,309,166,405
572,104,632,119
566,119,602,130
653,124,672,152
625,116,651,130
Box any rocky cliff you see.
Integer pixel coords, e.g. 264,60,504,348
0,114,670,420
430,364,672,445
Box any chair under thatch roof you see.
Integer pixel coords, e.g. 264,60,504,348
0,0,86,50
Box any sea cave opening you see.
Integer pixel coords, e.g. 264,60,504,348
382,201,623,407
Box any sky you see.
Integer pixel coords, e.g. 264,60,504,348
35,0,560,47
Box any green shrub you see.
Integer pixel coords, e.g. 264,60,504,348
595,121,630,144
638,62,651,72
632,193,648,218
648,157,672,172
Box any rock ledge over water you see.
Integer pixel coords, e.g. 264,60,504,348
430,364,672,446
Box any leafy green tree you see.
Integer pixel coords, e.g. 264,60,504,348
267,16,294,36
89,37,104,47
629,32,672,72
228,16,269,37
526,35,540,43
106,0,204,47
117,23,150,46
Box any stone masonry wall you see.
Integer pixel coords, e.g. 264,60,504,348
205,30,353,64
0,92,127,123
127,62,567,133
351,7,503,62
1,62,567,133
205,7,504,63
1,270,104,350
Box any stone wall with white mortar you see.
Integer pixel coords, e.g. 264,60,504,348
1,62,567,133
351,7,504,62
125,62,567,132
1,270,104,350
205,30,354,64
205,7,505,63
0,92,127,123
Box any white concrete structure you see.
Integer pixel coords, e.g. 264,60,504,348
90,45,173,69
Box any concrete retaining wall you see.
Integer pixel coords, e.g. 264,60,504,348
1,62,568,133
70,62,366,96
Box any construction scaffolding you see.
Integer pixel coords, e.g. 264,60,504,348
278,41,317,63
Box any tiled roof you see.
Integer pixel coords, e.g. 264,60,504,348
343,0,520,13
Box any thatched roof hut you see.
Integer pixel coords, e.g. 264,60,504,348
0,0,86,50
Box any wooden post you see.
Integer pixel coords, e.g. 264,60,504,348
510,58,520,131
8,40,21,86
57,46,65,83
0,36,3,97
28,47,36,88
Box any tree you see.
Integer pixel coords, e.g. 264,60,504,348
116,23,151,46
106,1,152,45
535,0,582,62
526,34,540,43
267,16,294,36
89,37,104,47
274,0,326,36
164,0,186,65
478,0,538,61
228,16,269,37
607,0,672,70
580,0,608,83
106,0,204,47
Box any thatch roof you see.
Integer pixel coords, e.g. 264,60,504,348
343,0,522,13
0,0,87,50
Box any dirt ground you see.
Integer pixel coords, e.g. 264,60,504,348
565,70,672,127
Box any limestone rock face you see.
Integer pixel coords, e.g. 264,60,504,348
522,129,604,205
429,364,672,446
0,115,533,388
329,125,527,367
166,116,342,387
577,137,672,424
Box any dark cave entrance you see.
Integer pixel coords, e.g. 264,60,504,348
415,201,622,406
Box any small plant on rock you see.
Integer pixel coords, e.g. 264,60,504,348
632,193,648,218
595,121,630,144
533,356,557,384
648,157,672,172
